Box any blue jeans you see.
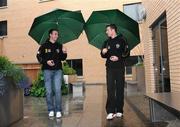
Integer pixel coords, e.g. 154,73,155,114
43,70,62,112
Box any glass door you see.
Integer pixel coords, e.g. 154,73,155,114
152,18,171,92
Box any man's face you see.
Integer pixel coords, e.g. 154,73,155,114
50,31,59,42
106,27,114,37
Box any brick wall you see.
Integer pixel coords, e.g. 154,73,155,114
141,0,180,92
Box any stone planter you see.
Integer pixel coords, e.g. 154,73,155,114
63,75,77,84
0,77,23,127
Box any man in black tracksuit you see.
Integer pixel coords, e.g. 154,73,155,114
37,41,67,70
101,24,129,120
36,29,67,119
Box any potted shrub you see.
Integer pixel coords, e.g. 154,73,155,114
30,71,46,97
62,61,77,84
30,70,69,97
0,56,28,127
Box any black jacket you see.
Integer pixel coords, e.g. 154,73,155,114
100,35,129,69
36,41,67,70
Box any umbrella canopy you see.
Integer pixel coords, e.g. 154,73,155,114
84,9,140,50
29,9,85,45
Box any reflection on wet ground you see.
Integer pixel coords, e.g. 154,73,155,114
11,85,171,127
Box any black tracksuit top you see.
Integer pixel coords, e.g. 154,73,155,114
100,35,129,69
36,41,67,70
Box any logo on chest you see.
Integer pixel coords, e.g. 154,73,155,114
116,44,120,49
56,49,60,53
45,49,51,53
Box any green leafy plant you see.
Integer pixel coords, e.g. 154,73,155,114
61,79,68,95
62,61,76,75
135,62,144,66
0,56,27,87
30,71,46,97
30,70,69,97
135,56,144,67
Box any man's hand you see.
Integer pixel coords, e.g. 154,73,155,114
110,56,119,62
102,48,108,54
62,46,67,54
47,60,55,66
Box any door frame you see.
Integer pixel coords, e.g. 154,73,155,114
151,16,170,92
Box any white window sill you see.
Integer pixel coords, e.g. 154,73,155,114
0,36,7,39
38,0,55,3
0,6,8,9
125,74,133,77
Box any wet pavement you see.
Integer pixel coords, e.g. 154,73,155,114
11,85,171,127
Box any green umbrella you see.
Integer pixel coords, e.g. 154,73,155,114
84,9,140,50
29,9,85,45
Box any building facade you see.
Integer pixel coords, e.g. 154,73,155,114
141,0,180,92
0,0,143,84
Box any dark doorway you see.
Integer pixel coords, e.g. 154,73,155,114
152,15,171,92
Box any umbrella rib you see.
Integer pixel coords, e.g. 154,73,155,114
39,30,49,45
87,12,112,25
90,33,105,44
61,25,78,39
60,17,84,24
59,13,85,23
30,20,57,30
60,22,82,38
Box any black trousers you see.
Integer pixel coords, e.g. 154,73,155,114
106,67,125,114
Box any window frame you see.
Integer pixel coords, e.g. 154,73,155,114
0,20,7,37
66,59,83,76
123,2,142,23
0,0,8,8
38,0,55,3
125,66,133,76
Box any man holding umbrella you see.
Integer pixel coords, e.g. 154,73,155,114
29,9,84,119
37,29,67,119
84,9,139,120
101,24,129,120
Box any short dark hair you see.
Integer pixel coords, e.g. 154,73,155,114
46,29,59,42
106,24,117,33
48,28,58,35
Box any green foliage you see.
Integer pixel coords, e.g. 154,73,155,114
30,71,46,97
135,56,144,67
62,61,76,75
30,61,76,97
61,79,68,95
135,62,144,66
30,70,69,97
0,56,26,85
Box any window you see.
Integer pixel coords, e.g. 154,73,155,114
0,0,7,7
0,21,7,36
125,66,132,75
123,3,143,22
66,59,83,76
124,56,139,66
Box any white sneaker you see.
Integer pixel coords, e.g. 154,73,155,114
106,113,115,120
48,111,54,117
56,112,62,119
115,112,123,118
